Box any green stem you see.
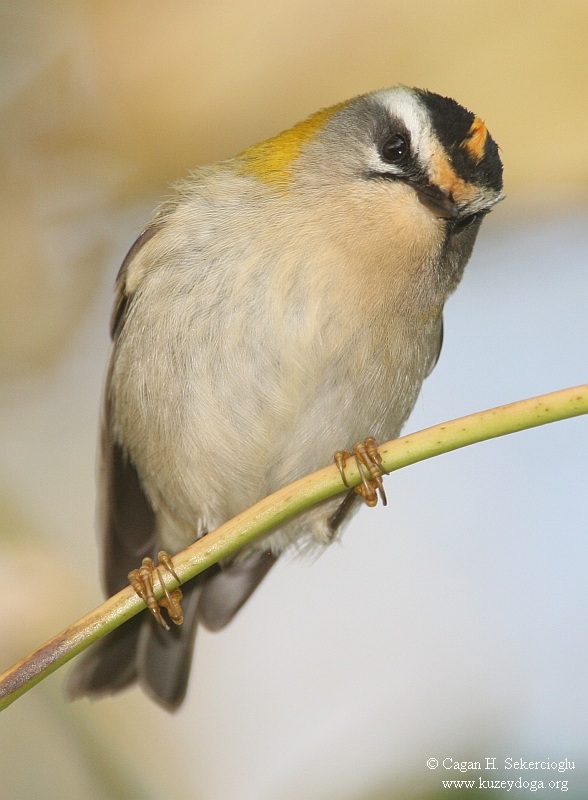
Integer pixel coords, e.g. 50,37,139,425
0,384,586,711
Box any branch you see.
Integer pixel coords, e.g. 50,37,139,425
1,384,586,711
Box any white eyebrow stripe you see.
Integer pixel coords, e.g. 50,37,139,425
369,87,439,177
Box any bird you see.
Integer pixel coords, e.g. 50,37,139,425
68,85,503,710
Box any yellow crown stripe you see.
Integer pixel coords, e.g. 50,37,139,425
238,100,348,187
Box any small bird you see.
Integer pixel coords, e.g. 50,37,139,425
69,86,503,710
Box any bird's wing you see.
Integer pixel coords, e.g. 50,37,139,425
197,551,277,631
77,224,279,708
100,225,162,595
425,314,444,378
138,552,277,709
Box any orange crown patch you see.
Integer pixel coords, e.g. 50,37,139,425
461,117,488,163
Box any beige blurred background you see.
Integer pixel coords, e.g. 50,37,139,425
2,0,587,378
1,2,587,799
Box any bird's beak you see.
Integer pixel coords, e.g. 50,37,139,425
416,184,458,219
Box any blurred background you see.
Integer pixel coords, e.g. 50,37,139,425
1,2,587,798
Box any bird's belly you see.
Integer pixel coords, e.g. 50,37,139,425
118,335,426,554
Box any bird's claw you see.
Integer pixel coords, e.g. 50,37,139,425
128,550,184,630
334,436,387,507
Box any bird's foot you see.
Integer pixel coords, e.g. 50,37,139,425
334,436,387,508
128,551,184,631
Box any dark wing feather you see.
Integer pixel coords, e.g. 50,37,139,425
69,223,279,709
100,225,164,593
197,552,277,631
426,315,444,377
101,428,158,595
67,617,142,699
110,223,162,338
68,226,161,699
138,580,202,710
133,552,277,710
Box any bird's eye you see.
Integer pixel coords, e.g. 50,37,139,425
381,133,409,164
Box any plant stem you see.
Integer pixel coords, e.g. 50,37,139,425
0,384,586,711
